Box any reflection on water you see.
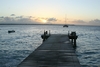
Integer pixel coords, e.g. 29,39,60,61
0,25,100,67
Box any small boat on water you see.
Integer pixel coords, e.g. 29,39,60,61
63,14,68,27
63,25,68,27
8,30,15,33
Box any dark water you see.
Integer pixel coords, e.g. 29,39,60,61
0,25,100,67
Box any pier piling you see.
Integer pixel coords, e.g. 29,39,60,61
68,31,78,47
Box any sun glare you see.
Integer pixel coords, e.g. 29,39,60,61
42,20,47,23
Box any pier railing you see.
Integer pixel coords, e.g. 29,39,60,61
41,30,78,48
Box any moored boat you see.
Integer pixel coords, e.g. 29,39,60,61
8,30,15,33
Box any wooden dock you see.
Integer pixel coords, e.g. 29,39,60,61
18,34,81,67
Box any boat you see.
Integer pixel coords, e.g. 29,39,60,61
63,25,68,27
8,30,15,33
63,14,68,27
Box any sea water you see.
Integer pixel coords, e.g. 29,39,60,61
0,25,100,67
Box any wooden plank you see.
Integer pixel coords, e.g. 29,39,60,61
18,34,81,67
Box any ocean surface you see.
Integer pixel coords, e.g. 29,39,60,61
0,25,100,67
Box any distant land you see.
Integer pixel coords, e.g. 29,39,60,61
0,24,74,26
0,24,100,27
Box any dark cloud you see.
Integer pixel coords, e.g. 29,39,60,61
3,17,12,21
69,20,88,25
89,19,100,25
11,14,15,16
71,19,100,25
72,20,86,24
15,16,24,19
0,16,4,18
28,16,33,18
19,16,23,18
89,19,100,23
16,16,20,18
0,16,40,24
47,18,57,22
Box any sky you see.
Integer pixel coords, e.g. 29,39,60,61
0,0,100,25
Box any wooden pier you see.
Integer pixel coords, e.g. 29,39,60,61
18,34,81,67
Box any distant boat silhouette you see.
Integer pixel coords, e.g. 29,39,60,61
8,30,15,33
63,14,68,27
63,25,68,27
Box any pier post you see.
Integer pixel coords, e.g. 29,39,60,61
49,30,50,35
43,30,46,42
41,30,50,42
68,31,69,36
69,31,77,48
73,32,76,47
71,39,73,44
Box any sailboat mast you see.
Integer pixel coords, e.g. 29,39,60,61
65,14,67,24
63,14,68,27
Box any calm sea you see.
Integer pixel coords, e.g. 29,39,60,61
0,25,100,67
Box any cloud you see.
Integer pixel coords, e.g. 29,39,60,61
2,14,100,25
0,16,40,24
89,19,100,23
11,14,15,16
70,20,87,25
31,17,58,24
72,20,86,23
41,18,57,24
47,18,57,22
0,16,4,18
28,16,34,19
1,17,15,22
15,16,23,18
88,19,100,25
71,19,100,26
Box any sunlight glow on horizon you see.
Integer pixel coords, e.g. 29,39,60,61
42,19,47,23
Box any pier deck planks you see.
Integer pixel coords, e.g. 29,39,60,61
18,34,81,67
